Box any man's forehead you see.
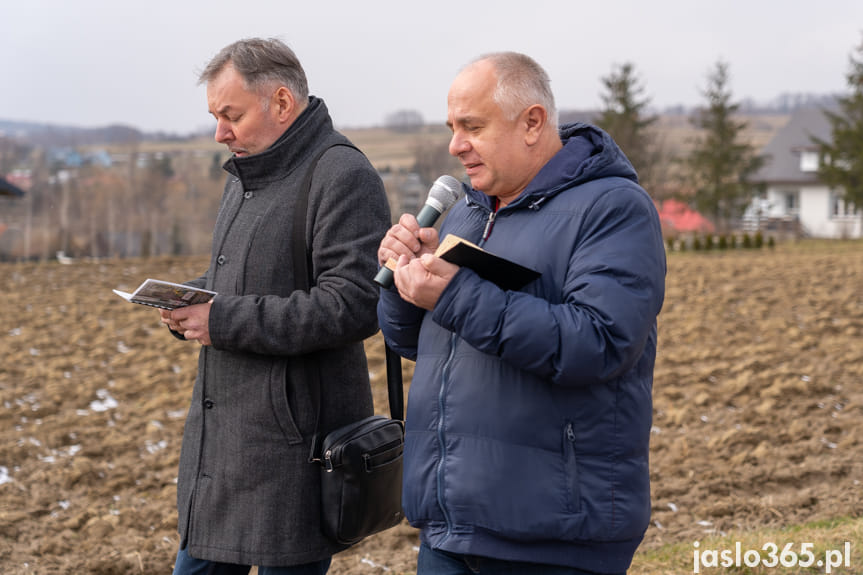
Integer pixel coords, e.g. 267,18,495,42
207,66,251,102
450,62,497,105
448,82,497,122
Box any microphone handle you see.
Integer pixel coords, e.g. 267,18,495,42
374,264,395,288
415,204,442,228
374,204,443,288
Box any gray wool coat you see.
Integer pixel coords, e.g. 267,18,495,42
174,97,391,566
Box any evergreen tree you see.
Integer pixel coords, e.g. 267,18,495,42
686,61,764,232
813,36,863,209
596,62,662,195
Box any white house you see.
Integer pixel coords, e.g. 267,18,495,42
747,107,862,239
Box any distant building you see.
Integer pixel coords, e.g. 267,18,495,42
0,175,25,197
398,173,425,216
748,107,862,239
379,172,425,223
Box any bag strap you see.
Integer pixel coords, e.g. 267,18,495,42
291,143,404,456
290,142,349,294
385,342,404,421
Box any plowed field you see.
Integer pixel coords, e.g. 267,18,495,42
1,242,861,574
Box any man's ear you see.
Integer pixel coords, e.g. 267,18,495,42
274,86,296,124
523,104,548,146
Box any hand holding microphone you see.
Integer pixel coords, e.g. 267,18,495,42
374,175,462,288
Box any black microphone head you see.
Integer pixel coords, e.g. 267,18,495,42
426,175,463,213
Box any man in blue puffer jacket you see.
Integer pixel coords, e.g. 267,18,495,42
377,52,666,575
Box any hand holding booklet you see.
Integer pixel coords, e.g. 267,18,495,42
434,234,540,290
113,279,216,310
381,233,540,291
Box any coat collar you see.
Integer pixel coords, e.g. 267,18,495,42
222,96,333,186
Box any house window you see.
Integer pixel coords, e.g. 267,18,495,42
799,150,819,172
831,192,858,218
783,190,798,214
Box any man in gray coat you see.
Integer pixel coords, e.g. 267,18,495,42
159,38,390,575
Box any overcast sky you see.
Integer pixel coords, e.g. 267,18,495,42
2,0,861,135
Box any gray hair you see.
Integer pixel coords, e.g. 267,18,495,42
199,38,309,104
471,52,558,127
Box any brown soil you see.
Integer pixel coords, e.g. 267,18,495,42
1,244,862,574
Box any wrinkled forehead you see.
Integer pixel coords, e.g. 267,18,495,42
206,65,260,115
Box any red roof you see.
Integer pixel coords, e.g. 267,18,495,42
657,199,715,233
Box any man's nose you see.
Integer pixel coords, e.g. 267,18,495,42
214,120,232,144
449,132,468,157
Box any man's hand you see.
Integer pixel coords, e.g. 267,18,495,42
378,213,441,268
160,300,214,345
393,253,459,310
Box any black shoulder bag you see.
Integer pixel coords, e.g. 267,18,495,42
293,143,405,545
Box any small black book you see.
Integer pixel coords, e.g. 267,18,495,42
436,234,540,290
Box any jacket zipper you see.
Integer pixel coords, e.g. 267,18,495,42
435,332,458,537
435,204,497,537
481,210,496,243
564,422,581,512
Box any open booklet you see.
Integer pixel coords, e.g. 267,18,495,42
435,234,540,290
113,279,216,310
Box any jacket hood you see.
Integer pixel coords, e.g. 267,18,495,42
464,122,639,209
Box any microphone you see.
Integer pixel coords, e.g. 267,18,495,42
374,175,462,288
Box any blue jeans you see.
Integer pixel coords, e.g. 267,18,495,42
416,543,625,575
172,547,331,575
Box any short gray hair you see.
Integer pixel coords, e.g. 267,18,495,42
199,38,309,104
472,52,558,127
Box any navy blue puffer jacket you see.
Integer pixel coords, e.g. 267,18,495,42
378,123,666,573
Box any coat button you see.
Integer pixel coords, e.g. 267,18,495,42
203,399,215,409
217,255,226,265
